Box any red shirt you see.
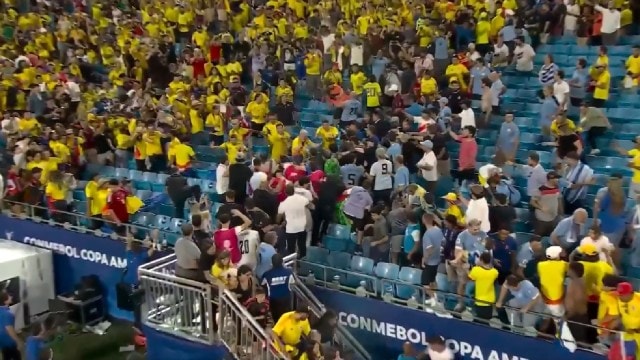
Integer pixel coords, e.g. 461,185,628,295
209,44,222,63
213,227,241,264
269,177,288,202
284,165,306,183
458,137,478,170
309,170,325,194
107,188,129,223
191,57,206,79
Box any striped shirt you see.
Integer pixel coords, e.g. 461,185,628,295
539,63,558,86
562,162,594,204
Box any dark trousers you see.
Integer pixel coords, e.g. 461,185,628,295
1,346,21,360
312,205,332,246
591,98,606,108
149,154,166,173
286,231,307,258
585,126,607,150
172,197,186,219
270,296,291,322
456,168,477,185
372,188,392,208
135,159,146,171
475,304,494,323
563,197,584,215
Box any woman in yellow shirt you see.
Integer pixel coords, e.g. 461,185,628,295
211,250,234,286
46,170,74,223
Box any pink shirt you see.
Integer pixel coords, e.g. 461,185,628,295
458,138,478,170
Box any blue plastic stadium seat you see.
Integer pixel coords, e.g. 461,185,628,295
100,166,116,177
142,172,158,183
201,180,216,193
73,189,86,201
169,218,186,233
130,170,144,181
538,151,554,165
514,117,533,129
115,168,129,179
132,212,154,226
135,190,152,201
187,177,200,186
72,201,87,215
150,182,165,193
133,180,151,191
569,45,590,56
164,232,180,246
323,235,349,252
515,208,529,223
157,173,169,184
151,215,171,230
306,246,330,264
327,251,352,284
211,202,223,217
351,256,374,274
520,133,540,144
396,267,423,300
374,262,400,279
158,204,176,217
515,232,535,245
327,224,352,240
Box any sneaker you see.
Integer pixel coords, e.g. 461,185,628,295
590,149,600,155
424,297,437,307
453,303,465,313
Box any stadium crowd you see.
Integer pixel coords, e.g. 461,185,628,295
1,0,640,359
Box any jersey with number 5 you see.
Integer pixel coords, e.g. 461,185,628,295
237,229,261,270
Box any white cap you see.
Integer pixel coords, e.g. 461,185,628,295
545,246,563,259
388,84,399,92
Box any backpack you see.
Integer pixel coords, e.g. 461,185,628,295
496,179,521,206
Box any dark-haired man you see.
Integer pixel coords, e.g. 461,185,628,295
0,291,21,360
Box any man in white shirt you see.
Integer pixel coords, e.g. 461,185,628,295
249,169,268,194
465,185,491,233
278,184,310,257
553,70,571,110
216,155,230,195
237,229,261,269
595,2,621,45
492,37,510,67
368,147,394,207
417,140,438,193
458,100,476,128
512,37,535,72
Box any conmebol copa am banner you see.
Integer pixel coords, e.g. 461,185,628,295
0,215,168,320
310,287,606,360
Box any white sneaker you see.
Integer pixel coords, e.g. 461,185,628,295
425,297,437,307
590,149,600,155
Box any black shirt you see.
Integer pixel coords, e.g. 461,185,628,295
252,189,279,223
430,133,450,161
446,90,464,114
488,205,517,233
94,133,112,154
228,163,252,203
165,174,189,200
373,119,392,140
217,202,245,228
275,102,296,126
557,133,580,159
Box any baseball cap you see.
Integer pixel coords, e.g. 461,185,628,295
545,246,562,259
442,192,457,201
375,147,387,158
438,97,448,104
420,140,433,149
578,243,598,256
616,282,634,296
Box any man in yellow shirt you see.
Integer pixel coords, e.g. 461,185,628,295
143,125,165,172
537,246,567,317
169,140,196,174
304,48,322,99
269,124,291,162
349,64,367,95
609,282,640,356
362,75,382,111
246,94,269,132
85,175,108,230
272,306,311,356
218,135,246,164
419,71,438,97
626,46,640,87
291,130,314,157
590,64,610,108
440,192,465,226
614,136,640,198
315,120,338,150
445,56,469,91
468,252,499,322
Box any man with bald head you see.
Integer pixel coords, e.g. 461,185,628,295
516,235,544,281
550,208,590,253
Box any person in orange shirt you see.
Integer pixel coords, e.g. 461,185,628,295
598,274,626,337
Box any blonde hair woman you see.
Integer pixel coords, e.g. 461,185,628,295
593,174,628,248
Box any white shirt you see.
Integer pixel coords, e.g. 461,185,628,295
294,187,314,201
565,3,580,31
369,159,394,190
427,348,455,360
417,151,438,181
238,229,261,269
350,44,364,66
65,81,81,102
580,235,614,262
278,194,310,233
513,44,536,72
493,44,510,67
466,197,491,233
553,80,571,110
216,164,229,194
595,5,621,34
459,108,476,128
249,171,268,193
321,34,336,54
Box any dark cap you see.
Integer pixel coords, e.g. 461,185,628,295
547,171,561,180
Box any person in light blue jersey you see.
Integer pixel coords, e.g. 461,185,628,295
340,153,365,188
393,155,410,191
256,231,278,279
0,291,21,360
403,212,421,266
339,92,362,126
469,58,490,100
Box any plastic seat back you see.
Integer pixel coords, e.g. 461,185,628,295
306,246,330,264
170,218,186,233
374,262,400,280
327,251,352,270
350,256,375,275
152,215,171,230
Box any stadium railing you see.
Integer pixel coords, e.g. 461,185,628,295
284,256,372,360
296,259,630,355
139,253,289,359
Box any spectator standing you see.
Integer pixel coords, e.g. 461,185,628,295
537,246,567,317
564,262,591,344
272,306,311,358
569,59,589,107
513,37,536,73
416,140,438,194
369,148,394,207
228,153,253,205
551,208,590,252
594,2,621,46
562,151,595,214
449,219,489,312
491,227,519,283
256,232,278,279
175,224,203,281
496,275,545,329
579,103,611,155
449,125,478,187
464,185,491,234
590,64,611,108
539,55,559,87
0,291,21,360
468,252,499,323
593,174,628,246
105,178,130,235
516,237,544,280
165,169,189,219
553,71,571,110
262,254,295,323
278,184,311,258
531,171,562,236
495,112,520,166
216,154,230,196
539,86,560,137
364,205,390,263
421,213,445,307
